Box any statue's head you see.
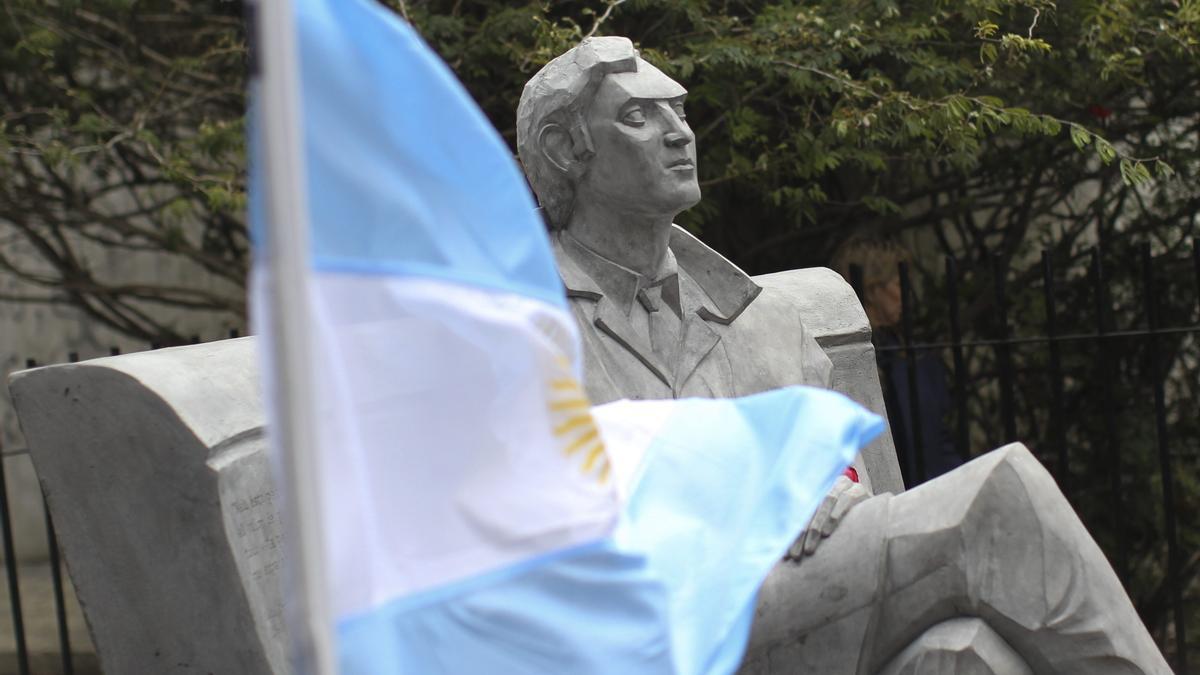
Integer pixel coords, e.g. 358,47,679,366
517,36,700,230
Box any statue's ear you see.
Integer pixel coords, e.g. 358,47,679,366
538,123,586,177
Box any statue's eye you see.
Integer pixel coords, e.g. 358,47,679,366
621,107,646,127
673,102,687,120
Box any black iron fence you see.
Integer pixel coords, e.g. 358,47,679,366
855,240,1200,672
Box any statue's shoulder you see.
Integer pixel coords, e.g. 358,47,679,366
665,227,837,388
549,230,603,302
668,225,760,324
665,225,856,345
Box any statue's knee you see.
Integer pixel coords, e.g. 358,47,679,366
932,443,1047,519
981,442,1069,513
990,443,1044,475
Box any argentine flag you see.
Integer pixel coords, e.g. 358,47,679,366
249,0,883,673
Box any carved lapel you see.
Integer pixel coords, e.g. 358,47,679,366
673,311,721,395
589,296,672,388
552,228,747,394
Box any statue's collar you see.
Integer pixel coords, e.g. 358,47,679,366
556,230,679,316
553,225,761,325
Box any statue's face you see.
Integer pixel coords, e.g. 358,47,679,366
577,60,700,219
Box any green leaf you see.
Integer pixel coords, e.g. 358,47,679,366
1118,159,1152,186
1119,158,1135,185
1135,162,1152,184
1069,124,1092,150
74,113,108,135
862,194,901,214
980,42,998,64
974,20,999,39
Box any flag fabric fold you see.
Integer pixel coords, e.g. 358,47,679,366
250,0,883,673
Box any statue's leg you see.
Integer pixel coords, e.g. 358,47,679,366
877,617,1032,675
742,493,892,674
741,443,1171,675
863,443,1169,675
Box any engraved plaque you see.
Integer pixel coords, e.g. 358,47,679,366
214,431,288,673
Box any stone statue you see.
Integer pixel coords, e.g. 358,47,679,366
516,37,832,404
518,36,1171,674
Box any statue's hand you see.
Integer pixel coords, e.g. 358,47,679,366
785,476,870,563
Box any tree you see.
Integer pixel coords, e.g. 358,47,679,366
0,0,247,342
4,0,1194,337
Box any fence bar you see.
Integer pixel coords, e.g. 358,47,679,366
1141,246,1188,672
1,362,32,675
1041,251,1068,498
945,257,970,460
1194,239,1200,319
873,321,1200,348
1092,248,1128,583
992,256,1017,443
42,355,79,674
872,324,1200,352
898,262,927,483
42,507,72,675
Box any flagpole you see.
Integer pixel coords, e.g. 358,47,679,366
252,0,336,673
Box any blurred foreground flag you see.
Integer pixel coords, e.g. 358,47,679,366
249,0,883,674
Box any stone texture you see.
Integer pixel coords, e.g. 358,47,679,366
8,338,285,675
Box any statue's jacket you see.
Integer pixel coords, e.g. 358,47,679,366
553,225,832,404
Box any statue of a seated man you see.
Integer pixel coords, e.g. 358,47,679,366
517,36,1171,674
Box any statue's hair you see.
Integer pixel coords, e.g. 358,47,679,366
516,37,639,230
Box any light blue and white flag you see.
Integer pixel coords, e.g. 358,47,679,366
249,1,883,674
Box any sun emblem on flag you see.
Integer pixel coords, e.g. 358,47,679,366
547,358,609,484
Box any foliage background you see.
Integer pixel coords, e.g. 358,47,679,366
1,0,1198,665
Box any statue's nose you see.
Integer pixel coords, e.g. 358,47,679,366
664,130,691,148
660,102,694,148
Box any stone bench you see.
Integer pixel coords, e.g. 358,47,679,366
8,267,901,674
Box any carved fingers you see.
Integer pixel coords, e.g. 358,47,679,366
785,476,871,563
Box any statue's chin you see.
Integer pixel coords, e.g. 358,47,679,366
648,180,701,217
671,186,702,217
